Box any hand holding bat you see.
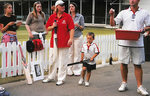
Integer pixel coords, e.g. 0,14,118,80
67,59,90,66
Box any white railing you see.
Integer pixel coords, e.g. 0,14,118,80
0,42,23,78
0,35,119,78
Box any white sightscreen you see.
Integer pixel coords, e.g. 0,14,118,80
139,0,150,14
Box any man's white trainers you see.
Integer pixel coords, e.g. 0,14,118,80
78,78,84,85
85,81,90,87
42,78,52,83
137,85,149,96
118,82,128,92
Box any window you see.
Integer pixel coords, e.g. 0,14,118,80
82,0,92,23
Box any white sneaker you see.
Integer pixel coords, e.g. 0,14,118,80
67,73,74,76
137,85,149,96
0,87,5,91
42,78,52,83
78,78,84,85
118,82,128,92
85,81,90,87
67,68,74,76
0,87,5,94
56,81,64,86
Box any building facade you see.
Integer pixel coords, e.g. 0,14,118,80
1,0,147,26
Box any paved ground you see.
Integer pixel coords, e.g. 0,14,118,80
1,62,150,96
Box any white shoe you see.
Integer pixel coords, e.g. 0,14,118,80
74,72,81,76
0,87,5,90
85,81,90,87
67,68,74,76
67,73,74,76
78,78,84,85
137,85,149,96
56,81,64,86
0,87,5,94
74,74,80,76
118,82,128,92
42,78,52,83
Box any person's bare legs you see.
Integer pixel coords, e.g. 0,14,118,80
134,64,143,87
120,63,128,83
84,70,91,87
78,67,86,85
81,67,86,79
134,64,149,96
86,71,91,82
118,63,128,91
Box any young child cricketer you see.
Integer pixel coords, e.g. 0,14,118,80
78,32,99,87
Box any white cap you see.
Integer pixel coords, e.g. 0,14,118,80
55,0,64,7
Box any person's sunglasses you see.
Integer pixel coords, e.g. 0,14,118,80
59,4,65,7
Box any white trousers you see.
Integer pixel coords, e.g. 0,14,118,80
67,35,83,75
48,48,69,81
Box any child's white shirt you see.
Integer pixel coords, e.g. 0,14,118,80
81,42,99,65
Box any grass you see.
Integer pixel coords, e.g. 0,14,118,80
83,27,115,36
0,75,25,84
0,25,115,84
0,26,115,42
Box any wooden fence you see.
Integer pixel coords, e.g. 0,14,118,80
0,35,119,78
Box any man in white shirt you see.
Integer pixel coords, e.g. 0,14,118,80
109,0,150,96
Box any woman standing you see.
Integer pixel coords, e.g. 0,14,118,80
0,3,22,45
67,2,85,76
43,0,74,86
0,3,22,74
25,1,47,75
25,1,47,41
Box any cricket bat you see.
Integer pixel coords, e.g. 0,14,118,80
67,59,90,66
19,45,32,85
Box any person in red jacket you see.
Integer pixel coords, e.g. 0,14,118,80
43,0,74,86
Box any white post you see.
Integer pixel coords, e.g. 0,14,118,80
80,0,82,14
105,0,108,25
92,0,95,24
44,40,48,71
1,43,6,78
28,52,32,73
12,42,17,76
119,0,121,12
17,42,22,75
50,0,52,14
28,0,30,12
7,43,12,77
48,0,50,15
12,1,15,14
68,0,70,13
